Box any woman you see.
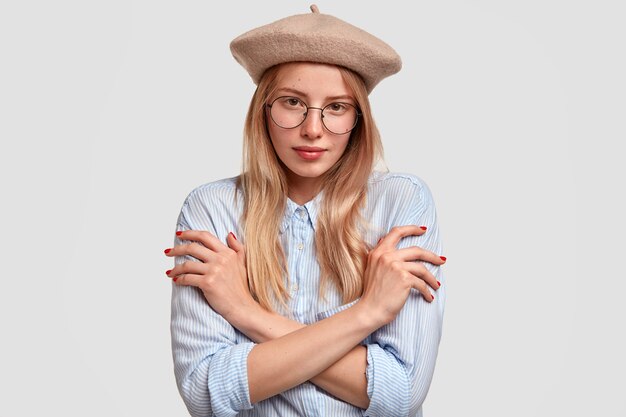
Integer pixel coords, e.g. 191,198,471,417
164,5,447,417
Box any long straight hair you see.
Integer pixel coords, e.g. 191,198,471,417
236,62,384,311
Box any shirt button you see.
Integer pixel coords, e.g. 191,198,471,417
292,283,299,292
299,209,306,219
297,243,304,250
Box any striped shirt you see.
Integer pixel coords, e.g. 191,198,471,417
170,170,446,417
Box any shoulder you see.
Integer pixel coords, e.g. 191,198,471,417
368,170,434,201
182,176,241,207
177,176,243,230
365,171,437,221
368,170,428,187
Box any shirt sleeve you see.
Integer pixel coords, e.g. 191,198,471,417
363,179,447,417
170,192,255,417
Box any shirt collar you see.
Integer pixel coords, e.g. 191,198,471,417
279,190,323,234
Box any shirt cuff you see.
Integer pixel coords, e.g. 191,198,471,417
207,342,255,417
364,343,410,417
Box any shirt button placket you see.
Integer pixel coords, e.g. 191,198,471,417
292,207,308,317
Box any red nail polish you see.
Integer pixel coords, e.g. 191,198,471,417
229,232,237,240
437,280,441,286
165,270,172,276
420,226,427,231
432,295,435,301
164,248,171,254
440,256,447,261
176,231,182,236
173,277,178,282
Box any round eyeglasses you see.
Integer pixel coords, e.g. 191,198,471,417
266,96,361,135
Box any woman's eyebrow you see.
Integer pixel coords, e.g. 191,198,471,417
276,87,355,102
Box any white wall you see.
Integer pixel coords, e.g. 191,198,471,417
1,1,624,415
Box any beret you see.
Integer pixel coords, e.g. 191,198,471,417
230,4,402,94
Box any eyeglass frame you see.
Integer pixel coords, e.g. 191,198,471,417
265,95,362,135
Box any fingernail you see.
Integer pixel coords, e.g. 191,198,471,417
229,232,237,240
431,294,435,301
164,248,171,254
165,270,172,276
420,226,427,231
377,237,382,244
173,277,178,282
176,231,182,236
437,280,441,287
440,256,447,261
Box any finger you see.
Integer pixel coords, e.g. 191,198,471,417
379,225,428,249
410,275,434,302
165,242,216,263
166,260,206,279
171,273,204,287
226,231,246,264
393,246,446,266
175,230,229,253
226,231,244,252
404,262,440,290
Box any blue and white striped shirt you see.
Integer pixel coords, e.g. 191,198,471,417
171,171,446,417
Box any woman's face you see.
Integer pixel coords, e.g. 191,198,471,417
266,62,356,191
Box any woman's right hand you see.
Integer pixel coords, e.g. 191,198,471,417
358,225,445,328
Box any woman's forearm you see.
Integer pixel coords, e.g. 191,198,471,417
241,302,377,406
237,307,370,408
310,345,368,409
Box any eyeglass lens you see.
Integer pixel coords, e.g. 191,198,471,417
269,96,358,134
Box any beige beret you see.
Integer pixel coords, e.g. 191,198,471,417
230,4,402,94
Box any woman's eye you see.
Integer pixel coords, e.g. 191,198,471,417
328,103,347,112
286,97,301,106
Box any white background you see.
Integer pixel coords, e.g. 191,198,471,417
1,0,624,415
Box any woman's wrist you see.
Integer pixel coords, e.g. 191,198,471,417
227,301,264,336
352,299,389,332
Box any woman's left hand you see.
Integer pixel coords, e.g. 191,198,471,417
164,230,257,322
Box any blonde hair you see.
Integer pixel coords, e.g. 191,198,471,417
236,62,384,311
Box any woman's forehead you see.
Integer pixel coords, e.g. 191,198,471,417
275,62,352,98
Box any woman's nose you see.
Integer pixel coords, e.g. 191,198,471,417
301,108,324,139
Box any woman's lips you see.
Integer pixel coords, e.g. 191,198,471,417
293,147,326,160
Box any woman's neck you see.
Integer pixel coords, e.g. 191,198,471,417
287,176,322,206
288,188,319,205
